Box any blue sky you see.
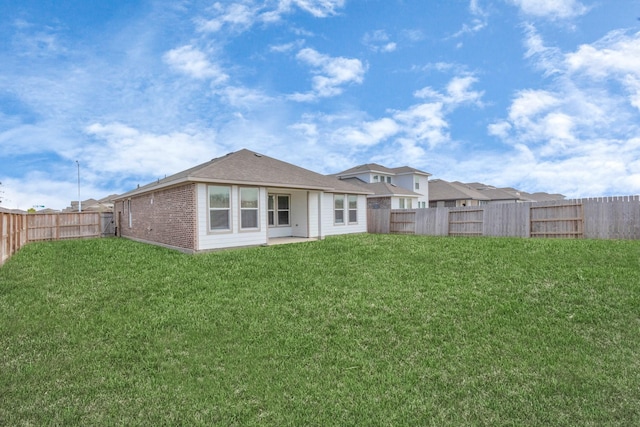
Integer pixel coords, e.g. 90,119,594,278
1,0,639,209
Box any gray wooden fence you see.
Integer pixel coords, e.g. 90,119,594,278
0,211,114,266
368,196,640,239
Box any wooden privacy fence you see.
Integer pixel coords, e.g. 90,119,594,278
0,211,27,267
368,196,640,239
0,211,114,266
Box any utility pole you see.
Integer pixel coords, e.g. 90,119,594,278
76,161,81,212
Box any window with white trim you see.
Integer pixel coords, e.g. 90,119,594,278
127,199,132,228
415,177,420,190
240,187,259,229
348,195,358,223
268,194,290,226
209,185,231,231
334,194,344,224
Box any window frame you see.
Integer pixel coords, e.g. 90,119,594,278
334,194,345,225
127,199,132,228
239,187,260,230
334,194,358,225
208,185,232,232
348,195,358,224
268,194,290,227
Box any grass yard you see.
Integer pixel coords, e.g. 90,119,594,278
1,234,639,426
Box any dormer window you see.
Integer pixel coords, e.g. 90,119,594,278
373,175,379,182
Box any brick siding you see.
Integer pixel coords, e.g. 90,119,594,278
117,183,197,251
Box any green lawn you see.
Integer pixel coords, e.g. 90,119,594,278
1,234,639,426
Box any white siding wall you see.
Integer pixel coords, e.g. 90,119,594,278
196,185,363,248
394,174,429,207
415,175,429,206
197,184,268,250
320,193,367,237
395,174,414,191
308,191,320,238
290,190,308,237
266,189,312,238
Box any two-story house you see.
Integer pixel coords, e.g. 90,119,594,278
332,163,431,209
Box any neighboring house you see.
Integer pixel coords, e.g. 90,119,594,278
429,179,565,207
461,182,522,204
63,195,116,213
332,163,431,209
464,183,565,203
113,149,371,252
428,179,491,207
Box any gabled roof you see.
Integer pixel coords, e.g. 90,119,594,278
518,191,566,202
464,183,565,202
340,177,421,198
334,163,431,177
114,149,371,200
390,166,432,176
458,182,520,202
428,179,490,202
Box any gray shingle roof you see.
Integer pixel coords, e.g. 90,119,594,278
115,149,372,199
428,179,490,202
341,178,421,197
334,163,431,177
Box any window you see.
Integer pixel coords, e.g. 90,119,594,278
386,176,391,183
209,185,231,230
240,187,259,229
373,175,379,182
399,198,405,209
334,195,344,224
268,194,290,226
348,195,358,223
127,199,132,228
415,177,420,190
407,199,413,209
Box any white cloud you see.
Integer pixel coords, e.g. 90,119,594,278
163,45,229,83
392,102,450,148
314,74,484,151
196,2,259,33
333,118,400,147
624,75,640,110
291,48,366,100
522,23,563,75
362,30,397,53
0,174,92,211
286,0,345,17
196,0,345,33
216,85,274,109
445,75,484,105
565,30,640,78
506,0,588,19
83,122,217,179
414,75,484,107
450,0,488,39
487,29,640,196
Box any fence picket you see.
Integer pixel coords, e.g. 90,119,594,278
0,211,114,266
368,196,640,240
